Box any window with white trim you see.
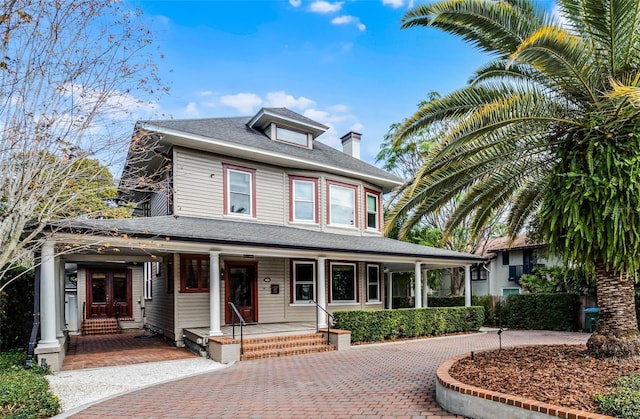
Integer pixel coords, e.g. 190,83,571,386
143,262,153,300
330,262,357,302
292,261,315,303
502,288,520,296
366,264,380,302
365,191,379,230
329,183,356,227
292,179,316,223
225,165,254,216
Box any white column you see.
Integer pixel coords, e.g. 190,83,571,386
414,262,422,308
317,257,327,328
464,264,472,307
422,269,429,307
56,260,65,337
387,271,393,309
39,241,59,347
209,251,222,336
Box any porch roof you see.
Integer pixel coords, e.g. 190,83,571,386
54,216,482,263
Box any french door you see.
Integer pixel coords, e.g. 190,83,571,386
224,262,258,324
87,270,132,318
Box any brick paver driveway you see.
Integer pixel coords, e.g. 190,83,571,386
70,330,588,418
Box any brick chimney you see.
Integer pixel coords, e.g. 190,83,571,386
340,131,361,159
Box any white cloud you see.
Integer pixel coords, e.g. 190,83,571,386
310,1,343,14
382,0,404,8
219,93,263,114
265,91,315,110
184,102,199,116
289,0,302,6
331,15,366,31
197,90,214,97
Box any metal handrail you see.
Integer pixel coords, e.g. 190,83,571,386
310,300,333,346
228,302,246,354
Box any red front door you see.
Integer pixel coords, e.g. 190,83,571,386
87,270,132,318
225,262,258,324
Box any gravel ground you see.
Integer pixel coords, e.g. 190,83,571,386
47,357,227,417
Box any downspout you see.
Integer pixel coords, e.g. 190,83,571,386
483,262,491,296
25,253,41,369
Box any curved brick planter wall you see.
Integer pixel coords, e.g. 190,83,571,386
436,353,615,419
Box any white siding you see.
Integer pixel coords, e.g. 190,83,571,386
255,258,286,323
144,258,176,341
173,147,221,218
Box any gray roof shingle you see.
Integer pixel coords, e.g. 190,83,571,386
59,216,481,262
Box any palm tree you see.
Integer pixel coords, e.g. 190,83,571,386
387,0,640,358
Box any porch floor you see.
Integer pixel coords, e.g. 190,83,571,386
185,321,318,342
61,329,197,371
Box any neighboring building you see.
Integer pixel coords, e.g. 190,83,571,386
468,235,561,297
34,108,481,370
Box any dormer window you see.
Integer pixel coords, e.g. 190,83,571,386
276,126,309,148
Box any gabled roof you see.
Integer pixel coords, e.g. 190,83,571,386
475,234,545,257
56,216,482,263
247,107,329,138
136,111,403,191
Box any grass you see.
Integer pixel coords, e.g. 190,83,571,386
0,350,60,419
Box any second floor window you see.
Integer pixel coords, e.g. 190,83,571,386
291,178,317,223
365,191,380,230
329,183,356,227
224,164,255,217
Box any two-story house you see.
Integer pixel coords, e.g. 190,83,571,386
34,108,481,371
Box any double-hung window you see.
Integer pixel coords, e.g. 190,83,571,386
366,264,380,302
292,261,315,303
328,182,357,227
365,190,380,230
224,164,255,217
180,255,210,293
290,177,317,223
330,262,357,303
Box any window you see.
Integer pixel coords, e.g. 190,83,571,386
328,182,357,227
277,126,309,147
143,262,153,300
292,261,315,303
290,177,317,223
502,288,520,296
330,262,357,302
365,190,380,230
224,164,256,217
366,264,380,302
502,251,509,265
471,265,487,281
180,255,210,292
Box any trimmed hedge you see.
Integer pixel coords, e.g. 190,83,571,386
501,293,581,331
0,351,60,418
332,306,484,343
427,296,465,307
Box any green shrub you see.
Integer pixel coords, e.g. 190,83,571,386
332,306,484,343
0,351,60,419
0,266,35,351
502,293,581,331
596,373,640,419
427,296,465,307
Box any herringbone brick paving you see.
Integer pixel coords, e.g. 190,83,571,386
69,330,588,418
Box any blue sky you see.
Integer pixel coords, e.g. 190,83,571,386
125,0,518,166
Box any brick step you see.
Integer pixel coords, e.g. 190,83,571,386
242,337,328,353
242,332,325,344
240,344,336,361
81,318,121,336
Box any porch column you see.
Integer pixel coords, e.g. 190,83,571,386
414,262,422,308
464,264,472,307
317,257,327,328
56,260,65,337
422,269,429,308
387,271,393,309
209,251,222,336
39,241,59,347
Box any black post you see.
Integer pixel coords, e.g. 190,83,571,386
25,254,42,369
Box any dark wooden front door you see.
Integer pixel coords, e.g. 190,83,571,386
87,270,132,318
225,262,257,324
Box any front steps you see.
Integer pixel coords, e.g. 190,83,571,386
240,332,335,361
81,318,121,335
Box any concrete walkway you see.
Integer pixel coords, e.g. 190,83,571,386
65,330,589,418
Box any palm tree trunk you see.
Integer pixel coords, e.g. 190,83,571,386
586,262,640,358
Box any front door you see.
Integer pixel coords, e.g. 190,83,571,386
225,262,257,324
87,270,132,318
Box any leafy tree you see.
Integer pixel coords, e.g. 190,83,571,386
0,1,166,284
519,266,596,296
388,0,640,357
